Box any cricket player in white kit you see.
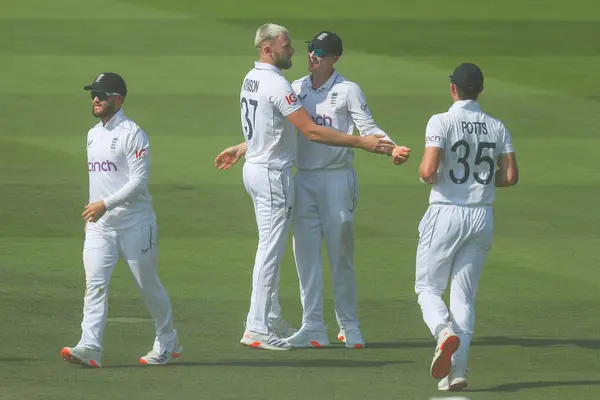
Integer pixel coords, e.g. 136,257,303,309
215,24,396,351
216,31,411,349
285,31,410,349
409,63,519,390
61,73,181,367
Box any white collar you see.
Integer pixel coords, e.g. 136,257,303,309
254,62,283,76
309,70,339,91
103,108,125,130
449,100,481,112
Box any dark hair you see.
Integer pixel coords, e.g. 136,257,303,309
456,84,482,101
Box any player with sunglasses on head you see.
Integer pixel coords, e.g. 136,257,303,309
215,31,411,349
61,72,181,368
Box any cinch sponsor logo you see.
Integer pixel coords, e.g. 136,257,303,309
426,135,442,143
88,160,118,172
312,114,333,127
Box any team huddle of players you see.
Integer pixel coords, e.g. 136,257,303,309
61,23,518,394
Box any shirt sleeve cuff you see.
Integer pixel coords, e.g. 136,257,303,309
103,198,115,211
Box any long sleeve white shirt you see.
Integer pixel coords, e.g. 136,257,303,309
87,108,154,230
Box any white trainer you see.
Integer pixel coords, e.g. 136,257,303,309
430,326,460,379
337,329,366,348
285,328,330,348
268,318,297,339
140,344,183,365
61,346,102,368
438,366,468,391
240,331,292,351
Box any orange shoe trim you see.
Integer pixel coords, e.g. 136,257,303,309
431,336,460,379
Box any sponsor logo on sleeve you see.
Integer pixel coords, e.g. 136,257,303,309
360,103,368,111
285,93,297,105
426,135,442,144
135,148,148,158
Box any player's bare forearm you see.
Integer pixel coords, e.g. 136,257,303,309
495,152,519,187
288,108,393,154
306,125,362,147
495,169,518,187
419,147,442,182
233,142,247,153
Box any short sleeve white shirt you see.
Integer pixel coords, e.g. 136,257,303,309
240,62,302,169
425,100,515,206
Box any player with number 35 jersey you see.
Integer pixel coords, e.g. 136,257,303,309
411,63,519,392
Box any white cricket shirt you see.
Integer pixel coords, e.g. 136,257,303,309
87,108,154,230
291,71,393,170
240,62,302,169
425,100,515,206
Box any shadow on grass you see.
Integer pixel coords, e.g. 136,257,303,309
107,358,411,369
468,380,600,393
368,336,600,350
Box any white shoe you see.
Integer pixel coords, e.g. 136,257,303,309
438,366,468,391
61,346,102,368
140,343,183,365
285,328,330,348
268,318,297,339
430,326,460,379
337,329,366,348
240,331,292,351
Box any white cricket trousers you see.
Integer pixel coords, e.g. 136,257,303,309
292,168,359,331
78,220,177,353
243,162,294,334
415,204,493,367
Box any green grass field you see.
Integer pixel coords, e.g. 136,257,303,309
1,0,600,399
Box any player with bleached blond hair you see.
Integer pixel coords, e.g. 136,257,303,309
222,23,396,350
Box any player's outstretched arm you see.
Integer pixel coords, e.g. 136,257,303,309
419,147,443,184
287,108,394,155
347,82,411,163
495,152,519,187
214,142,247,170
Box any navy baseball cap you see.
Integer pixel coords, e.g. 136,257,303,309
84,72,127,97
449,63,484,93
306,31,343,56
